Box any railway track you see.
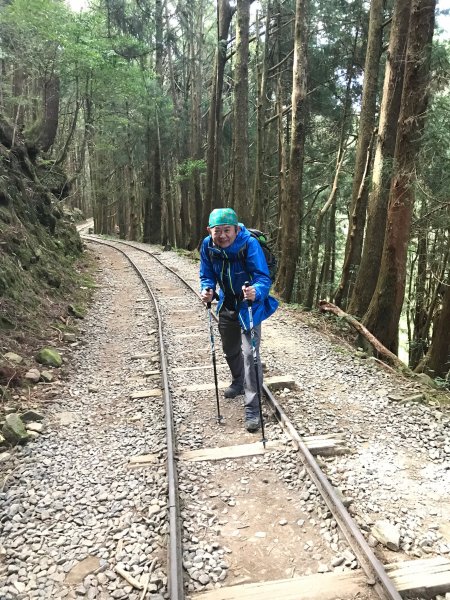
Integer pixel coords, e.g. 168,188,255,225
81,233,449,600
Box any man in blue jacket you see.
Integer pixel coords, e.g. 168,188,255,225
200,208,278,432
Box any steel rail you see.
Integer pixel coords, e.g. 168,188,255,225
262,385,402,600
83,237,184,600
84,235,402,600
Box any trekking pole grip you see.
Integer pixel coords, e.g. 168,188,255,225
206,287,212,309
244,281,253,306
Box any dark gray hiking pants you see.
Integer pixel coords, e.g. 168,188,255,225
218,307,262,419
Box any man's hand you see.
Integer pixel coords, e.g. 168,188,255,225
242,284,256,302
201,288,214,303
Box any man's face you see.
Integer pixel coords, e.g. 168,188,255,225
208,225,239,248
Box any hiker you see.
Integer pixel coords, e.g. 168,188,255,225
199,208,278,432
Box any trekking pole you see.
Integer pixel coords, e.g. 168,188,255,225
206,288,224,424
244,282,267,447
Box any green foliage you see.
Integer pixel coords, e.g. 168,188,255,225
0,0,71,75
1,0,448,376
176,159,207,182
434,377,450,391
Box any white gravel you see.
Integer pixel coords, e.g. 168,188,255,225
1,240,449,600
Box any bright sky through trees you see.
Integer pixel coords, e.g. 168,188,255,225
438,0,450,37
65,0,450,38
66,0,88,10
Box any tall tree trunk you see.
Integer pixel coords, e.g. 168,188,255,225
305,152,345,309
150,114,162,243
252,4,272,228
149,0,164,244
319,202,337,302
415,273,450,379
12,66,25,143
38,73,60,152
155,0,164,81
127,163,139,240
363,0,436,354
276,75,287,249
164,163,176,246
312,23,359,304
56,99,81,167
232,0,250,222
349,0,411,317
275,0,308,302
188,0,205,247
125,103,139,240
117,169,128,240
142,119,153,244
273,3,285,249
409,209,428,367
179,178,190,247
202,0,234,232
334,0,384,308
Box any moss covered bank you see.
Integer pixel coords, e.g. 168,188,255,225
0,117,88,394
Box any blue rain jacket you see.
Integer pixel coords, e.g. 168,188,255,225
199,224,279,331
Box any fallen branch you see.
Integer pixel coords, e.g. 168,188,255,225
318,301,407,370
115,565,144,590
140,573,150,600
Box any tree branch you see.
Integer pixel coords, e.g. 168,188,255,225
318,300,408,370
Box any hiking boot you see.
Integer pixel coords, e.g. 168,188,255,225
223,383,244,398
245,417,260,432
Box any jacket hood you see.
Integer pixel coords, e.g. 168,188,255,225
208,223,250,257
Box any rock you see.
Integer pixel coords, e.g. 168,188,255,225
65,556,102,585
13,581,26,593
317,563,330,573
371,520,400,551
68,304,84,319
40,370,54,382
26,422,44,433
36,347,62,367
387,394,404,402
24,368,41,383
3,352,23,364
20,410,44,423
63,333,77,343
0,452,11,463
403,393,425,403
335,488,352,508
413,373,439,389
2,414,29,445
331,556,345,568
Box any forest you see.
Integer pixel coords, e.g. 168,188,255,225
0,0,449,384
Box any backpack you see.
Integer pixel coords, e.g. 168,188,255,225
241,228,278,282
208,228,278,282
